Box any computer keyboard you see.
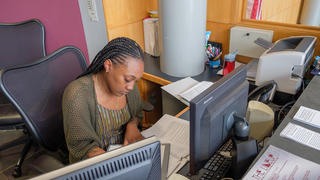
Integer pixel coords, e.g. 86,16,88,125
200,139,233,180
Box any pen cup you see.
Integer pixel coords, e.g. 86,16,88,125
206,41,222,68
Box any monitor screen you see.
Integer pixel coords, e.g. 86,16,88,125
189,64,249,174
31,137,161,180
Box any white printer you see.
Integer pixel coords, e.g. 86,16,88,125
255,36,317,95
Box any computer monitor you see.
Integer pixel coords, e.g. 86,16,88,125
31,137,161,180
189,64,249,174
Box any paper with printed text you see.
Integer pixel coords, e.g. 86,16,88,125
293,106,320,129
280,122,320,151
141,114,189,177
243,145,320,180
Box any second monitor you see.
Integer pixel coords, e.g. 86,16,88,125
189,64,249,174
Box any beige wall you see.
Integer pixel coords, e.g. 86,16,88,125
207,0,320,63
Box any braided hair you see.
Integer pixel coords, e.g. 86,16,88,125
78,37,144,78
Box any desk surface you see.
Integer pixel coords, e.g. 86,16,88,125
247,76,320,172
142,54,221,85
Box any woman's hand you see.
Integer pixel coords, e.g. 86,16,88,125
87,147,105,158
123,117,145,146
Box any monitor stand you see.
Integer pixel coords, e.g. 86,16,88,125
231,137,258,179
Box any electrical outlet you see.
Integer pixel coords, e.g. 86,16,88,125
229,26,273,58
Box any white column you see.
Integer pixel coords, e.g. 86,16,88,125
300,0,320,26
159,0,207,77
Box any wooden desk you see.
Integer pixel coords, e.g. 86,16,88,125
138,53,221,128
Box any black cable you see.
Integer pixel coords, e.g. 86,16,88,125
275,100,296,128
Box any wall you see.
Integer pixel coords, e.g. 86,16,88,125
102,0,320,64
261,0,302,24
78,0,108,62
102,0,158,49
0,0,90,63
206,0,320,64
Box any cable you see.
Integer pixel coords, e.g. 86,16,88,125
275,100,296,128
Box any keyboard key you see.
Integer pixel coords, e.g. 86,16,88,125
200,139,233,179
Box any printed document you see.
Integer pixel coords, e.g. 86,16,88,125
280,122,320,151
161,77,213,106
141,114,190,177
243,145,320,180
179,81,213,102
293,106,320,129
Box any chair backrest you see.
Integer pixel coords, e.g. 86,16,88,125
0,19,46,68
0,46,87,151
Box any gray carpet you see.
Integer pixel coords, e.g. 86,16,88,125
0,130,64,179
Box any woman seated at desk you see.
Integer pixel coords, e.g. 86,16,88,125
62,37,145,163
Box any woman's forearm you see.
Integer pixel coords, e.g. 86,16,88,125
123,117,144,145
87,147,105,158
128,117,140,127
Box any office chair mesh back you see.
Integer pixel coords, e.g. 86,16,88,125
0,19,46,68
0,46,87,151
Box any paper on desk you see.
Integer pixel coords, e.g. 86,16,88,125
166,154,189,178
243,145,320,180
168,173,189,180
179,81,213,102
107,144,122,152
141,114,190,177
293,106,320,129
280,122,320,151
161,77,199,106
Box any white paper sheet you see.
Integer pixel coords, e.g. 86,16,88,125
107,144,122,151
161,77,199,106
293,106,320,129
141,114,190,177
280,122,320,151
179,81,213,102
168,173,189,180
243,145,320,180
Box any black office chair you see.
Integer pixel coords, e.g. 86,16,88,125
0,19,46,177
0,46,87,177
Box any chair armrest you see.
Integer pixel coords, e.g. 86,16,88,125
143,101,154,112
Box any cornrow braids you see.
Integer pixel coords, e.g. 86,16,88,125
78,37,144,78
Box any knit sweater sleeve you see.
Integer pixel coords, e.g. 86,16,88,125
127,84,145,122
62,77,101,163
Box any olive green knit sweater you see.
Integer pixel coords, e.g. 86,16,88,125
62,75,144,163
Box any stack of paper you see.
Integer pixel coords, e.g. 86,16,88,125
161,77,213,106
141,114,190,178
